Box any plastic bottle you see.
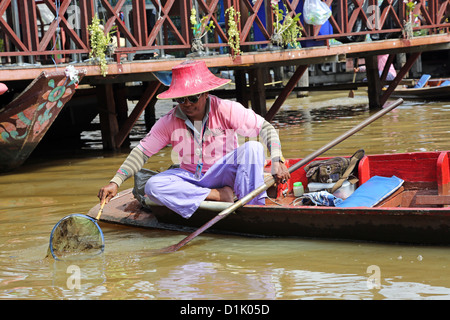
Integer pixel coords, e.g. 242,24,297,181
293,182,304,197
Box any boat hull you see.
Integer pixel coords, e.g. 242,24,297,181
88,151,450,245
0,69,85,173
0,144,37,172
88,187,450,245
391,80,450,100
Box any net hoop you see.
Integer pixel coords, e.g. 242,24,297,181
49,213,105,261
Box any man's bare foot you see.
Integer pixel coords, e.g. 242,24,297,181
206,186,234,202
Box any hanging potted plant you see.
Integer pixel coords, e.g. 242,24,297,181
270,1,302,49
189,7,215,56
403,0,421,39
88,14,117,77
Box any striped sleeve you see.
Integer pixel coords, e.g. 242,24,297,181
110,146,149,187
259,120,283,160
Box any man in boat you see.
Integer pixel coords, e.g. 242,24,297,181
98,60,290,218
354,54,397,81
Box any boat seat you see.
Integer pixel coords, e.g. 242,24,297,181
415,195,450,206
440,80,450,87
414,74,431,88
336,176,404,208
375,186,405,207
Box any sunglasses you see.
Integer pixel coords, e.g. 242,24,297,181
173,93,202,104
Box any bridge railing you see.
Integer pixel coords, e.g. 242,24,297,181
0,0,449,66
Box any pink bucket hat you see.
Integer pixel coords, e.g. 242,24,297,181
157,60,231,99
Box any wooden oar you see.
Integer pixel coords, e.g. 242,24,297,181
159,98,404,253
349,70,357,98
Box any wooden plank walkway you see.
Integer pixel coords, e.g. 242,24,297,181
1,34,449,82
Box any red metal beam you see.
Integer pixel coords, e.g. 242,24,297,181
0,0,28,51
101,0,140,47
115,81,161,148
380,51,421,105
39,0,88,51
265,64,308,122
0,0,448,64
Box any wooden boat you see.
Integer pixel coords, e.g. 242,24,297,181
391,78,450,100
88,151,450,245
0,69,85,173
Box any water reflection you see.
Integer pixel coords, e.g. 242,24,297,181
17,236,450,300
2,215,450,300
273,97,369,126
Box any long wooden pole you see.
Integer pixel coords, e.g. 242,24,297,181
159,98,404,253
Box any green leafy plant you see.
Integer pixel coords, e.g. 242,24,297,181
190,8,215,39
403,0,424,38
271,2,302,48
225,6,241,58
404,0,417,22
88,14,116,77
189,8,215,53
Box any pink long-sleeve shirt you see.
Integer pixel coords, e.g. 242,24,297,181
137,95,265,174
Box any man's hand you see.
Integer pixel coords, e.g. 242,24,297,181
271,161,290,185
98,182,119,204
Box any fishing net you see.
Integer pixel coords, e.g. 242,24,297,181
48,214,104,260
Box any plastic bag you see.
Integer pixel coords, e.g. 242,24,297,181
303,0,332,25
293,191,343,207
